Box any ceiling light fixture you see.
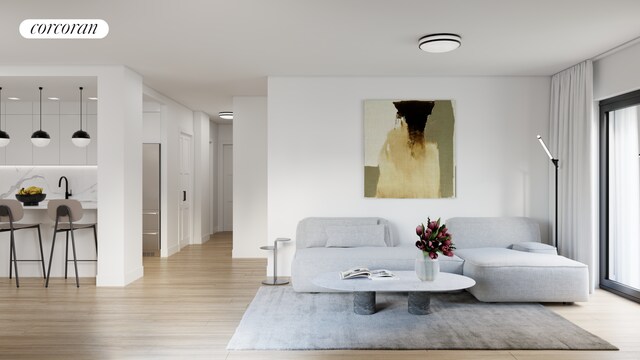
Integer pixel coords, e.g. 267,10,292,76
88,97,98,101
8,97,20,101
48,97,60,101
71,86,91,148
218,111,233,120
31,87,50,147
418,33,461,53
0,87,10,147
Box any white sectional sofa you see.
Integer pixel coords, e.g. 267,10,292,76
290,216,589,303
291,217,464,292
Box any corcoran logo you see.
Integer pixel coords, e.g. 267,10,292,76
19,19,109,39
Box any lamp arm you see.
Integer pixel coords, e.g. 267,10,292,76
536,135,556,162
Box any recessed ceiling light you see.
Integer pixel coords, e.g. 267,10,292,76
48,97,60,101
218,111,233,120
88,97,98,101
7,97,20,101
418,33,461,53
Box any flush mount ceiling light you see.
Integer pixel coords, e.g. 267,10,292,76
418,33,461,53
88,97,98,101
48,97,60,101
31,87,51,147
8,97,20,101
0,87,10,147
218,111,233,120
72,86,91,148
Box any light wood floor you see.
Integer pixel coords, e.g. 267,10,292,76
1,232,640,360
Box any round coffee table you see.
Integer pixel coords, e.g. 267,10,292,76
313,271,475,315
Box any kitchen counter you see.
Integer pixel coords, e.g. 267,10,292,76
21,200,98,210
0,200,98,279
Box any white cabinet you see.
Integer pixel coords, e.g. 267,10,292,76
60,114,87,165
86,114,97,165
5,114,33,165
32,114,60,165
0,101,98,166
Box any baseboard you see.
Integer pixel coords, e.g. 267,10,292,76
201,234,211,244
96,265,144,287
165,243,180,257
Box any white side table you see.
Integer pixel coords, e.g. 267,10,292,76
260,237,290,285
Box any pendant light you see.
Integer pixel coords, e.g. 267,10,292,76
31,87,50,147
0,87,10,147
71,86,91,147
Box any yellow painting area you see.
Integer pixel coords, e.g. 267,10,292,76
364,99,455,199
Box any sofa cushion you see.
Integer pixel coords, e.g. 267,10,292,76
296,217,392,248
325,224,386,247
512,241,557,255
446,217,541,249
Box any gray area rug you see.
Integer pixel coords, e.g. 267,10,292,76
227,286,617,350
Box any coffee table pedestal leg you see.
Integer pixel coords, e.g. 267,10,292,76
354,291,376,315
408,292,432,315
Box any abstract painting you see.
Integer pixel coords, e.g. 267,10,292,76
364,99,455,198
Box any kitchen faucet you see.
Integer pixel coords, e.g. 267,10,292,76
58,176,72,199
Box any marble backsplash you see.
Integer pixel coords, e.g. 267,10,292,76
0,166,97,202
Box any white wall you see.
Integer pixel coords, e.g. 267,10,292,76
232,97,267,258
594,41,640,100
267,76,551,276
193,111,211,244
217,124,232,232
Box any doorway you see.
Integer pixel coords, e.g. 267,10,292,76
599,89,640,303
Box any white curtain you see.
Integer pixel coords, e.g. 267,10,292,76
608,107,640,289
549,60,597,290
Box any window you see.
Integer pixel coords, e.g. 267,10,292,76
599,89,640,303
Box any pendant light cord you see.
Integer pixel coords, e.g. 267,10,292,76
79,86,83,131
39,87,43,130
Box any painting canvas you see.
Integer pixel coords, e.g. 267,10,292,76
364,99,455,198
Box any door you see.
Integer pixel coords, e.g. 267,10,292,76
223,144,233,232
180,133,193,248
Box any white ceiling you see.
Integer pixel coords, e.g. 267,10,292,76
1,0,640,119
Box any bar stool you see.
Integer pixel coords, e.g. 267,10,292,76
0,199,46,288
45,199,97,288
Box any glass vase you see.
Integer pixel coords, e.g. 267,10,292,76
415,253,440,281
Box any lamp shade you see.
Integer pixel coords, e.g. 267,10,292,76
31,129,51,147
71,129,91,147
0,130,9,147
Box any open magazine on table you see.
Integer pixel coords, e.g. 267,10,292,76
339,267,396,280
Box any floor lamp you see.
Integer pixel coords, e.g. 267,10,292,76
537,135,559,250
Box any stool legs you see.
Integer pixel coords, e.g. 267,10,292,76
45,228,58,288
69,228,80,288
9,232,19,288
46,225,97,288
37,226,46,278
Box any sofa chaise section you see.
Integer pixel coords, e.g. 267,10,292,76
447,217,589,302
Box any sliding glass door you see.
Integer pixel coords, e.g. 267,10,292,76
600,90,640,302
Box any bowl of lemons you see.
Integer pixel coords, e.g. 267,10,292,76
15,186,47,206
